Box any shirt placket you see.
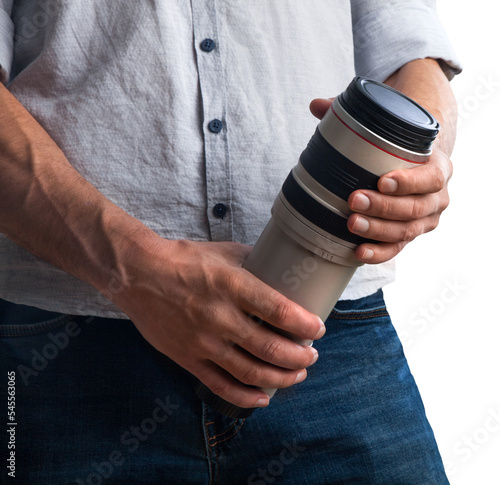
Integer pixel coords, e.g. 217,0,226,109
192,0,233,242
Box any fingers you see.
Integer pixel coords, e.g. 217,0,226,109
192,342,310,409
346,148,453,264
348,197,445,263
309,97,335,120
193,360,272,409
354,241,408,265
217,343,309,390
378,149,453,196
235,270,325,342
349,212,441,242
349,190,448,223
229,317,319,370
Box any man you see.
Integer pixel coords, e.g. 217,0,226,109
0,1,460,483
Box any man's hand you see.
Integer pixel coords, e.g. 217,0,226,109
0,82,323,410
346,145,453,263
309,58,457,264
113,238,325,409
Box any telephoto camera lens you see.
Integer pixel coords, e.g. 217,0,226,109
194,76,440,419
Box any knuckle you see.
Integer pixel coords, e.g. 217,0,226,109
379,195,393,216
261,337,284,362
240,366,261,386
402,222,421,242
209,381,231,399
410,198,427,220
222,269,243,294
433,166,447,191
440,191,450,212
270,298,291,326
276,372,299,389
428,214,440,232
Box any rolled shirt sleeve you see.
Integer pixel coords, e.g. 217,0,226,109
351,0,462,82
0,0,14,84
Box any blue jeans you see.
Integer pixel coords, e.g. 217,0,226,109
0,290,449,484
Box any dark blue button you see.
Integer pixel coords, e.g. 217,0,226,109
213,203,227,218
208,119,223,133
200,38,216,52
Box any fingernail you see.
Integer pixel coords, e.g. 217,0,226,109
380,177,398,193
351,193,370,211
313,318,326,339
352,216,370,233
294,369,307,384
255,397,269,407
361,248,374,261
310,348,319,365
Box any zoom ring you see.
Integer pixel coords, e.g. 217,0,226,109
281,172,374,246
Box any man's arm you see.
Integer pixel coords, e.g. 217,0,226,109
0,83,324,408
310,58,457,263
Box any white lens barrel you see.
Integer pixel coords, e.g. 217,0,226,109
195,77,439,418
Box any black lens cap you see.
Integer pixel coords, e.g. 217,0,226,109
338,77,439,153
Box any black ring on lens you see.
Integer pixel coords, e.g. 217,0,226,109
338,77,439,153
281,172,374,246
300,128,380,201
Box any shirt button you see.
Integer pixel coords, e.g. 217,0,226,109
213,203,227,218
200,38,216,52
208,119,223,133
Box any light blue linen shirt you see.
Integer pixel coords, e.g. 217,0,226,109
0,0,461,317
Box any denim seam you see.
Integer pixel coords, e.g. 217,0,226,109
210,418,238,440
330,304,387,314
202,404,215,484
328,308,389,320
0,314,73,337
214,440,220,485
208,418,246,447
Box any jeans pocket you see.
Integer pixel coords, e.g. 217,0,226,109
0,298,74,337
0,298,83,387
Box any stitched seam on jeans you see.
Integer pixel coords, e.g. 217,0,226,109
327,308,389,320
331,304,387,314
208,419,246,447
203,405,214,484
214,440,220,485
210,418,238,440
0,314,74,337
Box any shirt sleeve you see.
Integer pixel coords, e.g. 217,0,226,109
351,0,462,82
0,0,14,85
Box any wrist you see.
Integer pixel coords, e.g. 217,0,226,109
92,215,169,305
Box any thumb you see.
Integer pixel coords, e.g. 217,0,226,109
309,97,335,120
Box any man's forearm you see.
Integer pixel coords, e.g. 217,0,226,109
384,58,458,157
0,83,159,294
0,85,324,409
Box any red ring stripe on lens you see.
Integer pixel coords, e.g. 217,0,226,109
330,105,427,165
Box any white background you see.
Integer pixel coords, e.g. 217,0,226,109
384,1,500,483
